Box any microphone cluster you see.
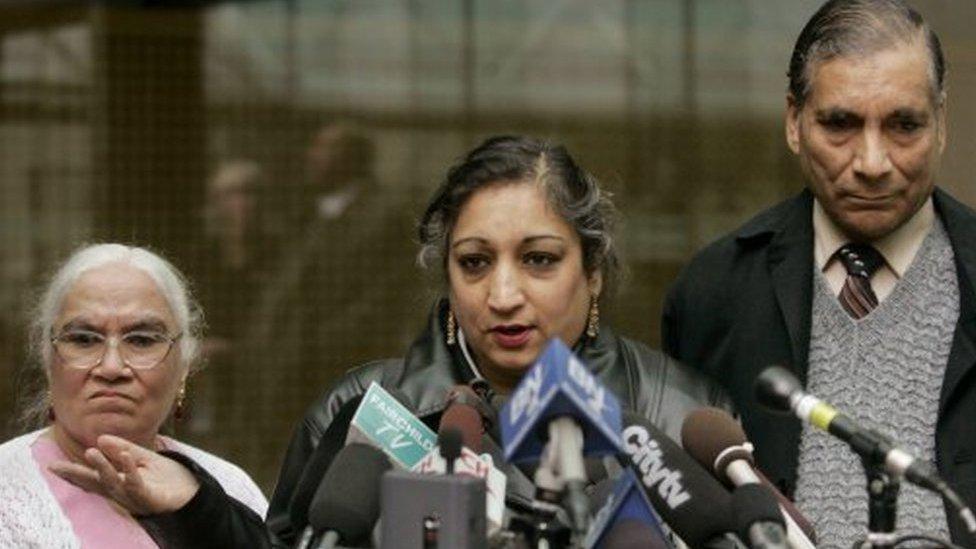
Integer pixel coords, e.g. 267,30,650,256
286,344,975,549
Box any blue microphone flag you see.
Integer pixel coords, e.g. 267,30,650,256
584,468,672,549
500,338,623,463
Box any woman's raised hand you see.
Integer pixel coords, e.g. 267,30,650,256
49,434,200,516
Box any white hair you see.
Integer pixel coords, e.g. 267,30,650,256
31,243,203,373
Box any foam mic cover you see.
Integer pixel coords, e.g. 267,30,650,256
440,398,484,453
681,407,753,483
730,484,787,548
600,518,671,549
619,411,733,548
307,443,392,546
681,407,817,543
289,394,365,531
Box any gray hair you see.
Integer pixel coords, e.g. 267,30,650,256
418,135,620,297
788,0,946,107
20,243,203,428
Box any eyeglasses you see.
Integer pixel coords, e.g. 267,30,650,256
51,329,182,370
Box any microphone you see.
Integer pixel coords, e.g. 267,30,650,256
439,428,463,474
618,410,735,548
418,413,507,534
441,385,489,454
289,395,366,542
681,407,817,548
305,443,392,549
500,338,623,534
583,468,670,549
755,366,976,534
346,382,437,470
730,484,788,549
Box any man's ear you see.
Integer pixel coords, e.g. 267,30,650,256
786,94,802,155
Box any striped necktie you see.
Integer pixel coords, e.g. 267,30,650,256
836,243,885,319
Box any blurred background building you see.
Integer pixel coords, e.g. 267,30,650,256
1,0,974,492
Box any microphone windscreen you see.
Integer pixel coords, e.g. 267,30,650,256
730,484,785,541
308,443,392,545
600,518,671,549
681,407,753,484
754,366,800,413
438,427,463,462
440,402,484,453
620,411,733,548
289,395,365,529
681,407,818,543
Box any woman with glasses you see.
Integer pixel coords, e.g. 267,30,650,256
0,243,267,547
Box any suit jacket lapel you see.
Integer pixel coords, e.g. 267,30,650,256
765,192,815,383
934,189,976,413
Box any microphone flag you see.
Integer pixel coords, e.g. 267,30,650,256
348,382,437,469
500,338,623,463
584,468,672,549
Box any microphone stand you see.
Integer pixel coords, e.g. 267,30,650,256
856,459,900,549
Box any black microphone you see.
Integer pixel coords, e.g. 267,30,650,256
730,484,788,549
289,395,366,541
756,366,976,535
681,407,817,548
291,387,417,544
438,428,463,475
306,443,392,549
440,385,488,454
618,411,735,548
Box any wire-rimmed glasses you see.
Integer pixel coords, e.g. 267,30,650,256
51,329,182,370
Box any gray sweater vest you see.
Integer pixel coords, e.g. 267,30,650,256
794,220,958,547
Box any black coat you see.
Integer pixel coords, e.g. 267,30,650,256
662,187,976,544
267,299,731,545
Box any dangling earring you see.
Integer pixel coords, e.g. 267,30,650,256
446,308,457,346
586,296,600,338
174,384,187,421
46,391,55,422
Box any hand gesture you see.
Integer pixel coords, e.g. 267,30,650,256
49,434,200,516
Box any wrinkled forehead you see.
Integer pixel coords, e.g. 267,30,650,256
806,38,941,107
55,262,177,330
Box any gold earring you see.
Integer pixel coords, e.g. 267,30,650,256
446,308,457,346
586,296,599,338
46,391,55,422
174,384,187,420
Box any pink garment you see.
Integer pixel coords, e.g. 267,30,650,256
30,436,159,549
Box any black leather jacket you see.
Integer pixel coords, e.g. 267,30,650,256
267,300,731,544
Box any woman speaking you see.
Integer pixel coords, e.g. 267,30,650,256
267,135,730,543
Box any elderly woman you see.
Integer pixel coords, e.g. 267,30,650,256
0,244,267,547
266,135,731,543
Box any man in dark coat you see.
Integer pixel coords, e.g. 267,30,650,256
663,0,976,545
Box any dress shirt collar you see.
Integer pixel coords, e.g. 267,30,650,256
813,195,934,277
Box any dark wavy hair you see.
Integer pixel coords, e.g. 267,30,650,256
418,135,620,297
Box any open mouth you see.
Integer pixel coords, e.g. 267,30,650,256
490,325,533,348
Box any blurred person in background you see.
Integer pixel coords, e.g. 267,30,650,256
195,160,280,439
243,120,417,486
0,243,267,547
